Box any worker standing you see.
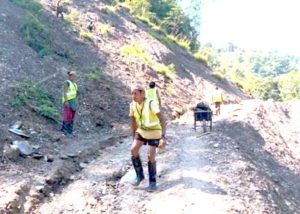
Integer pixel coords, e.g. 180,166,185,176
61,71,78,136
129,83,167,192
212,87,223,115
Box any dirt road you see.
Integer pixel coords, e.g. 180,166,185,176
2,101,300,213
35,101,300,213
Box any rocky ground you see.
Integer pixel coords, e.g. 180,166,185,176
1,100,300,213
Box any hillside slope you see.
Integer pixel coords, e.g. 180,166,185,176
0,0,245,136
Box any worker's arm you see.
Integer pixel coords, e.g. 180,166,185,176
157,90,162,107
157,111,167,148
130,116,137,139
157,112,166,137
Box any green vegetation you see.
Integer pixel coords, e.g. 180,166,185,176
148,30,175,50
21,13,53,57
97,23,111,35
121,43,175,79
193,53,208,65
80,31,93,40
121,43,152,65
152,63,175,79
65,10,80,27
85,67,105,81
9,0,42,14
101,5,116,13
9,0,54,57
114,0,199,52
10,81,60,122
197,43,300,101
279,71,300,100
211,71,224,81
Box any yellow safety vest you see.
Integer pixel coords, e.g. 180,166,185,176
132,99,161,130
146,88,160,106
62,80,78,103
213,90,222,102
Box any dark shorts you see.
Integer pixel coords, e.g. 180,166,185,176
134,133,160,147
215,102,221,108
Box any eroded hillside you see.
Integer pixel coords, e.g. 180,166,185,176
0,0,245,135
1,0,299,214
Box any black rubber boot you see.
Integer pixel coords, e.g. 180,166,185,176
61,121,69,135
131,156,145,187
61,121,66,132
69,121,73,135
147,161,157,192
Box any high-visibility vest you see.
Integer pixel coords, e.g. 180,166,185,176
146,88,160,105
62,80,78,103
213,90,222,102
132,99,161,130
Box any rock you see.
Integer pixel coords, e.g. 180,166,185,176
8,128,30,138
66,153,77,158
11,141,36,156
44,155,54,162
10,121,22,129
3,143,19,161
79,163,88,168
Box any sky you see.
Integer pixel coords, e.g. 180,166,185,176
197,0,300,56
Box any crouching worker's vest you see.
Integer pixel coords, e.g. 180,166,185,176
62,80,78,103
133,99,161,130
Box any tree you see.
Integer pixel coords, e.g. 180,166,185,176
279,71,300,100
124,0,151,17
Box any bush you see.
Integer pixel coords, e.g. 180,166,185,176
211,71,224,81
9,0,42,14
148,30,175,50
152,63,175,79
121,43,152,65
80,31,93,40
21,13,53,57
278,71,300,100
65,10,80,27
97,23,111,35
193,52,208,65
167,35,191,51
10,81,60,122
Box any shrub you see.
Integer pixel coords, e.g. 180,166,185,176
193,52,208,65
101,5,117,18
211,71,224,81
148,30,175,50
167,35,191,51
9,0,42,14
97,23,111,35
65,10,80,26
80,31,93,40
10,80,60,122
152,63,175,79
121,43,152,65
21,13,53,57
